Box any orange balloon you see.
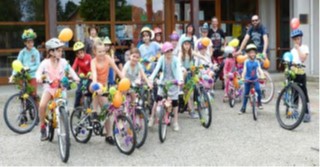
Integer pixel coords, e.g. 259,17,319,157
290,18,300,29
58,28,73,42
236,55,248,64
118,78,131,92
112,91,123,108
201,37,211,47
263,58,270,69
233,77,239,89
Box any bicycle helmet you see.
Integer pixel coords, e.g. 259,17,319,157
140,26,154,39
45,38,65,50
103,36,112,45
22,28,37,41
161,42,174,53
290,29,303,38
73,41,85,51
224,46,234,55
169,32,180,41
181,36,191,44
245,44,257,52
153,27,162,34
201,22,209,32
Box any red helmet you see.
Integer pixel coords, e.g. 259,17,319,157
153,27,162,34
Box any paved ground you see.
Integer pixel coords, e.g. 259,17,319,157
0,81,318,166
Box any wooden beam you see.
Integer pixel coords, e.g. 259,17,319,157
191,0,199,36
48,0,57,38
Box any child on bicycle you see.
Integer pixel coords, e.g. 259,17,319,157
90,39,124,145
122,48,153,100
223,46,236,102
10,29,40,101
179,36,210,118
239,44,264,114
290,29,311,122
72,41,92,108
149,42,183,131
36,38,80,141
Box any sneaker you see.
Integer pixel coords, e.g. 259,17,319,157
258,102,263,110
105,136,115,145
40,127,48,141
148,117,154,127
173,122,180,131
238,108,245,115
189,111,199,119
303,113,311,123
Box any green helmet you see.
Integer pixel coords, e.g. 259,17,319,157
22,28,37,41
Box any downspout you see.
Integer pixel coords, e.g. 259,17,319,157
310,0,314,75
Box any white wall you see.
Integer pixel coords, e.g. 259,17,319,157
259,0,277,72
312,0,319,75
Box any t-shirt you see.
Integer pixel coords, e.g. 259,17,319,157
138,41,160,60
208,28,225,51
72,53,91,75
247,25,268,53
290,45,309,64
244,59,260,80
15,47,40,78
123,61,143,82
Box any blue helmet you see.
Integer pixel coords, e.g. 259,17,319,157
290,29,303,38
181,36,191,44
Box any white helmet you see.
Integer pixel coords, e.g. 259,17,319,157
45,38,65,50
224,46,234,55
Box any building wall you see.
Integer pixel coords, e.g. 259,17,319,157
312,0,319,75
259,0,277,72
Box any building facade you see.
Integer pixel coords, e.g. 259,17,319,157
0,0,318,84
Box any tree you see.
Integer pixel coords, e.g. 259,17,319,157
79,0,110,21
64,1,78,19
0,0,22,21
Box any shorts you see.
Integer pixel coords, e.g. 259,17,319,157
156,96,179,107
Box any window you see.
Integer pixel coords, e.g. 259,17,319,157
115,0,164,22
199,0,215,21
221,0,257,21
0,0,45,22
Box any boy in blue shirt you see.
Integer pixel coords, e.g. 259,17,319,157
10,28,40,100
239,44,265,114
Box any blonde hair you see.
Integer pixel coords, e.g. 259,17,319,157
130,48,141,56
92,38,104,52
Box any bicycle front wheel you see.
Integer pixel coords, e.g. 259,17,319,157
276,83,306,130
228,88,235,108
133,108,148,148
4,93,38,134
113,115,136,155
70,107,92,143
196,88,212,128
261,71,275,104
158,107,168,143
251,95,257,121
57,106,70,163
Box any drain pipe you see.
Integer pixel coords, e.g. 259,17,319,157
310,0,314,75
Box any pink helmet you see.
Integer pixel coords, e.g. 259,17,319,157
154,27,162,34
161,42,174,53
169,32,180,41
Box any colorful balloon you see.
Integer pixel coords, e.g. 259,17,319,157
58,28,73,42
12,60,23,73
290,18,300,29
236,55,248,64
109,86,117,95
263,58,270,69
118,78,131,92
201,37,211,47
112,91,123,108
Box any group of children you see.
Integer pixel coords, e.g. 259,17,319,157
10,25,311,143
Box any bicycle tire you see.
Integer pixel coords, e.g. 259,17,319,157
197,88,212,128
276,83,306,130
252,95,257,121
134,108,148,148
228,89,235,108
158,107,167,143
261,71,275,104
3,93,38,134
58,106,70,163
113,115,136,155
70,107,92,143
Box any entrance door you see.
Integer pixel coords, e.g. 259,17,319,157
276,0,290,71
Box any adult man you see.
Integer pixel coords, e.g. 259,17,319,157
237,15,269,56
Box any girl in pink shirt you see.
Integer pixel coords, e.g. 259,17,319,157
223,46,236,101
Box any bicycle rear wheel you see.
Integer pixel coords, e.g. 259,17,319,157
133,108,148,148
70,107,92,143
276,83,306,130
57,106,70,163
228,88,235,108
113,115,136,155
261,71,274,104
196,88,212,128
158,107,167,143
4,93,38,134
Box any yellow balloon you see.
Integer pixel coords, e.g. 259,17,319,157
12,60,23,72
58,28,73,42
228,38,240,48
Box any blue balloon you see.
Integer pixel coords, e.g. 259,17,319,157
91,83,100,91
283,52,293,62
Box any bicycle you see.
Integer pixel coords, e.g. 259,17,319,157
4,67,39,134
275,61,307,130
157,80,181,143
226,71,244,108
244,79,265,121
124,82,148,148
42,76,76,163
257,53,275,104
70,84,136,155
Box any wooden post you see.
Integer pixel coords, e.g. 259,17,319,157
47,0,57,38
191,0,199,36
